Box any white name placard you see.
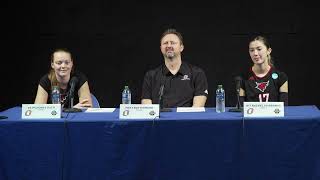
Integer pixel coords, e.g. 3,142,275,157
22,104,61,119
119,104,159,119
243,102,284,118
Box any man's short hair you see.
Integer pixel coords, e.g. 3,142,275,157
160,28,183,45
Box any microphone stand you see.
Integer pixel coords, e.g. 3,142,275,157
159,85,171,112
229,89,243,112
63,77,82,113
0,116,8,119
63,96,82,113
160,102,172,112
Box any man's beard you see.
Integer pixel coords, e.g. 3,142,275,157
165,51,175,59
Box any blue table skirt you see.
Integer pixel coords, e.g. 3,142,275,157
1,106,320,180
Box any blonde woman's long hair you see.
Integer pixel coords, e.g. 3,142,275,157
48,48,74,87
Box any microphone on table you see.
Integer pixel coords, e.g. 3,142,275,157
229,76,243,112
63,76,82,113
158,84,171,112
0,116,8,119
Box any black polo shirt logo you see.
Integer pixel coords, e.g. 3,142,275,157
181,75,190,81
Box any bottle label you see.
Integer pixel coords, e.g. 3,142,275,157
122,91,131,104
216,93,224,100
52,94,60,104
122,93,131,99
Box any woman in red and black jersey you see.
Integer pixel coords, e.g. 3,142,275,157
239,36,288,105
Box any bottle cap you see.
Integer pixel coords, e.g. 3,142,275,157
218,85,223,88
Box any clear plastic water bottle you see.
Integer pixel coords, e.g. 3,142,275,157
122,86,131,104
216,85,225,113
51,86,61,104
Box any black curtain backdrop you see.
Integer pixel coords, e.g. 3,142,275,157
2,0,319,111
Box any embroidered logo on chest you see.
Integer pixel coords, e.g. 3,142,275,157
255,80,269,92
181,75,190,80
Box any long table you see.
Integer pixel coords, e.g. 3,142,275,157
1,106,320,180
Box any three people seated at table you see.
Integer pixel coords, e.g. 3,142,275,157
34,30,288,108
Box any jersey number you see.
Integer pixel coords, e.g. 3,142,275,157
259,93,269,102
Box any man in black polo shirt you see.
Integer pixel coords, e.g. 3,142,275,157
141,28,208,108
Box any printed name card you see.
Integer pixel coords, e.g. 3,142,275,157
119,104,159,119
22,104,61,119
243,102,284,118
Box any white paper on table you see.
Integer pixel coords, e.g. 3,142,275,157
176,107,205,112
85,108,115,113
